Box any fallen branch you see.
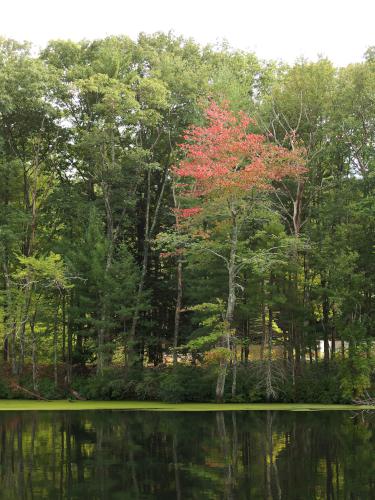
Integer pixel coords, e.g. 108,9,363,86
353,391,375,407
69,389,86,401
11,383,50,401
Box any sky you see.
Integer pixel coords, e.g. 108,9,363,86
1,0,374,66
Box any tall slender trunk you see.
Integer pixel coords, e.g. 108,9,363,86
97,179,115,375
231,343,237,398
18,285,32,375
173,258,183,366
331,307,336,359
265,305,275,401
292,180,304,237
30,314,37,392
216,202,238,401
62,294,66,362
128,168,151,364
260,279,266,360
290,179,304,375
18,144,41,376
3,336,8,362
322,279,330,364
2,262,11,364
128,165,168,365
67,312,73,385
53,301,58,388
2,167,11,363
172,186,183,367
10,322,17,375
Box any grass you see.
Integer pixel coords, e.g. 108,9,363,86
0,400,374,411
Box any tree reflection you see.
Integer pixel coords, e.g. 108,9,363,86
0,410,374,499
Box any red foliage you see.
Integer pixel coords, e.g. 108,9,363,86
174,101,305,216
172,207,202,218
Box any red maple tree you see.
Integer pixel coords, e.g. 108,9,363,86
174,100,305,400
176,100,303,197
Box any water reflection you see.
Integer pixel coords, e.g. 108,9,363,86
0,410,374,499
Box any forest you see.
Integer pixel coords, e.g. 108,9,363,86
0,33,374,403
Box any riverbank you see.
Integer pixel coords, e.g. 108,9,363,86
2,363,374,405
0,400,374,411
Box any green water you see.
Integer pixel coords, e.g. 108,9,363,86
0,410,374,499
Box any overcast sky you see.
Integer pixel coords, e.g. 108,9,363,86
1,0,374,66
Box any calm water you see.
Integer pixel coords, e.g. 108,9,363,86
0,410,374,499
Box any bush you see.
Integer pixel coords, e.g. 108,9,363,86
227,362,348,404
72,370,129,400
37,378,66,399
15,375,65,400
71,367,160,400
134,369,161,400
292,364,345,404
339,350,374,401
3,359,370,404
159,365,215,402
227,364,263,402
0,379,11,399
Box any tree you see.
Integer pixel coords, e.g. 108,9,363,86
175,101,305,400
11,253,72,390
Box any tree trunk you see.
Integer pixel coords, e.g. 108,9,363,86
231,342,237,399
18,286,32,375
260,280,266,360
315,343,319,364
2,262,11,364
67,313,73,385
322,280,330,364
128,166,168,365
216,203,238,401
62,294,66,362
97,179,115,375
172,185,183,367
97,319,105,376
53,302,58,388
265,305,275,401
331,308,336,359
292,180,304,237
30,315,38,392
173,258,183,366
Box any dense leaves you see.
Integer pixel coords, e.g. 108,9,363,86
0,34,374,402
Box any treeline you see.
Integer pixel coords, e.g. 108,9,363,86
0,34,374,402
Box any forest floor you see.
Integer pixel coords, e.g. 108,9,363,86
0,401,375,411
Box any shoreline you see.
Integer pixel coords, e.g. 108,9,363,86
0,400,374,411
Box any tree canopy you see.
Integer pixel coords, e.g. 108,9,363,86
0,34,374,403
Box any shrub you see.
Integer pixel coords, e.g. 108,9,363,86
227,364,263,402
292,364,344,404
159,365,215,402
0,379,11,399
339,350,374,401
37,378,66,400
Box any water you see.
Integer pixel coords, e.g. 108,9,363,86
0,410,374,499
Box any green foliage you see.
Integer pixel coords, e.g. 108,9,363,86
0,379,11,399
339,350,374,401
290,364,345,404
159,366,215,402
72,370,133,400
0,34,374,404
